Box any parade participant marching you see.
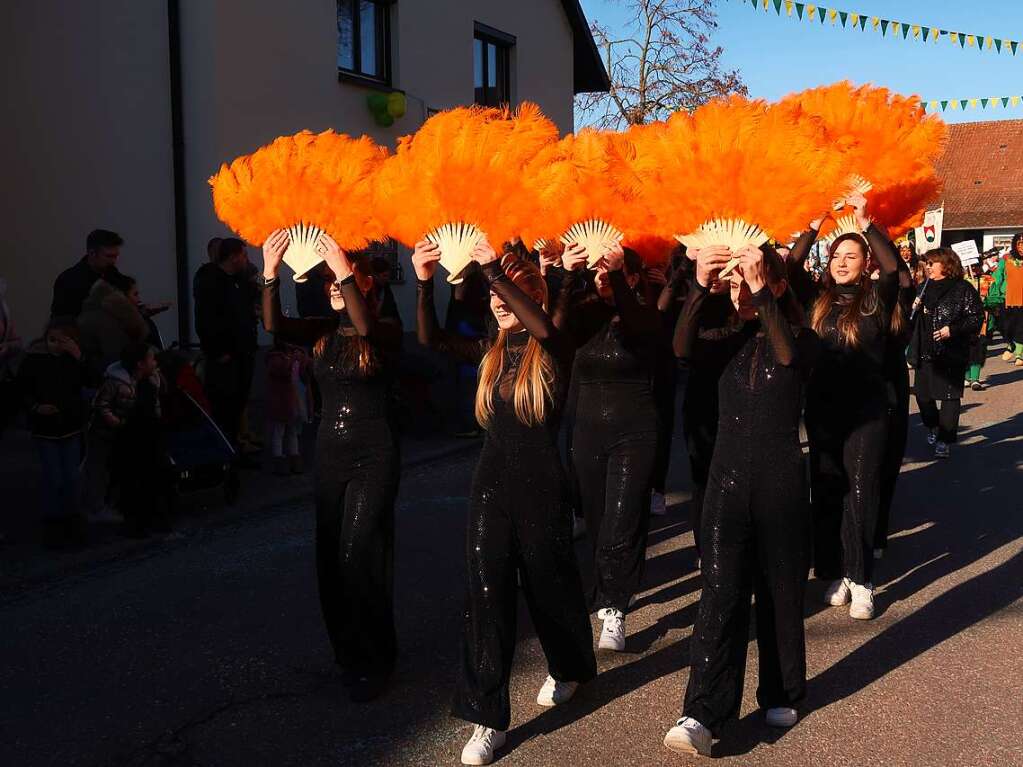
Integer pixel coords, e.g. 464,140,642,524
557,240,661,651
413,238,596,767
788,194,902,620
664,243,818,756
260,229,403,704
992,233,1023,364
908,248,983,457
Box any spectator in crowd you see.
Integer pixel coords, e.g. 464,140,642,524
265,339,312,475
17,320,86,547
194,238,259,462
0,277,24,432
77,272,150,385
444,262,489,437
51,229,124,318
193,237,223,334
992,233,1023,365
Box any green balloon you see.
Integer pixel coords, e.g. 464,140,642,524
386,91,407,119
374,111,394,127
366,92,388,114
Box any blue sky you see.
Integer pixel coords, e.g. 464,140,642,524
578,0,1023,124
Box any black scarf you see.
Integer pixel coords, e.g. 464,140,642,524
922,277,955,309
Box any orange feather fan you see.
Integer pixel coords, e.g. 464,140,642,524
522,129,650,266
209,130,389,280
374,102,559,283
632,95,852,274
782,82,948,235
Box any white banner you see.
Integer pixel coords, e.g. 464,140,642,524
914,206,944,252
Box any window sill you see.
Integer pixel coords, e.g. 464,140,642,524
337,69,396,93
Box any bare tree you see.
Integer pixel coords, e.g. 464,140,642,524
577,0,746,129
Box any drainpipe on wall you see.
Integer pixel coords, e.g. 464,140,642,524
168,0,190,344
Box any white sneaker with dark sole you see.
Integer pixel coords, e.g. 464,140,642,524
934,441,950,459
597,607,626,651
824,577,851,606
765,707,798,728
849,581,875,620
664,717,712,756
536,675,578,707
461,725,506,766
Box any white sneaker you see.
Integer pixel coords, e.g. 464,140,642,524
765,707,798,728
650,491,667,516
849,581,875,620
824,577,851,606
597,607,626,651
934,441,950,459
926,429,937,446
664,716,712,756
536,674,578,707
460,725,506,766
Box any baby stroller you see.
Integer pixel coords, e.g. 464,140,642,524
158,349,239,507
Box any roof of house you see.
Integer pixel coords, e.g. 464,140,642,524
934,119,1023,230
560,0,611,94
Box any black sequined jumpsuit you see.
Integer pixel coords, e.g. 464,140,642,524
790,224,899,586
417,261,596,732
674,281,819,732
562,268,661,614
263,277,401,678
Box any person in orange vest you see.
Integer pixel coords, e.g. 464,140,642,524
992,233,1023,365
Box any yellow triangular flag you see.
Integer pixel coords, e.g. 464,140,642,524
785,0,793,16
829,8,838,24
986,36,994,49
892,22,901,38
1012,96,1021,107
950,99,960,110
872,16,880,30
932,28,940,42
912,25,921,40
950,32,960,45
928,100,939,109
851,12,860,28
969,99,979,109
807,4,816,21
967,34,976,48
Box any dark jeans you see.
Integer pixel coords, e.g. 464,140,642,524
917,398,962,444
204,352,255,448
35,435,81,519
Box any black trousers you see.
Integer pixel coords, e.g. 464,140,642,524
314,424,400,676
452,439,596,731
205,352,255,448
809,413,886,585
917,397,962,444
683,436,809,732
877,367,910,550
572,421,659,613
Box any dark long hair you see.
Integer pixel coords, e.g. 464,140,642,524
811,233,903,346
312,256,383,376
1011,232,1023,259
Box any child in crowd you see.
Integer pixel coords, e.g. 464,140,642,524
265,338,312,475
17,320,86,546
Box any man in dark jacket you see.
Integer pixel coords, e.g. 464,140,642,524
195,238,259,456
51,229,124,318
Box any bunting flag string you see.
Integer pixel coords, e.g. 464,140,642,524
732,0,1021,57
922,95,1023,112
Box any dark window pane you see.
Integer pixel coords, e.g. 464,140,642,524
337,0,354,70
359,1,377,76
487,43,497,88
474,38,483,88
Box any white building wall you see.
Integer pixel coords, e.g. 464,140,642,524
0,0,178,342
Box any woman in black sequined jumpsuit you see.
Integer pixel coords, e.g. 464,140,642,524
555,242,661,650
663,244,819,756
260,230,402,703
787,195,901,619
413,239,596,764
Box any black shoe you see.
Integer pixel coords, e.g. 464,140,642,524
971,380,987,391
348,671,391,703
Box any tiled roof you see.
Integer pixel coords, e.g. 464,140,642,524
934,119,1023,230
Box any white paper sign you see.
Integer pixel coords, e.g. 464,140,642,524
951,240,980,266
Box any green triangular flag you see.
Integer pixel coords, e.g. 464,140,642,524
795,2,804,20
858,15,868,30
940,100,948,111
880,19,889,36
773,0,782,13
960,99,969,109
995,39,1002,53
817,6,826,22
958,33,966,48
1003,97,1010,107
839,11,848,26
902,23,910,39
1012,41,1019,56
921,26,929,40
981,98,989,108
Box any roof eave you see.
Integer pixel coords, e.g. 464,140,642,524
561,0,611,94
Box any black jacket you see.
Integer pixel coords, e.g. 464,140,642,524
194,266,258,357
908,279,983,368
51,257,121,319
17,343,85,438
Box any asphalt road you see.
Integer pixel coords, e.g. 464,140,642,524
2,354,1022,767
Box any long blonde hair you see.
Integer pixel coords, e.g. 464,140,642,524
474,256,555,428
